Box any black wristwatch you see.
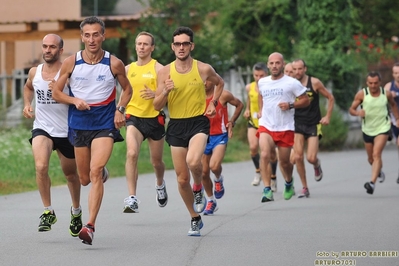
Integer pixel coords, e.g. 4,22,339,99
289,102,294,109
117,106,126,114
212,100,218,107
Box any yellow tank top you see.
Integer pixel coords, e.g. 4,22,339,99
168,60,205,118
248,82,259,128
126,59,159,118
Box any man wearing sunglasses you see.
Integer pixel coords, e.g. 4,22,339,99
154,26,224,236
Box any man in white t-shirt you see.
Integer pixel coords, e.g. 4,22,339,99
257,52,309,202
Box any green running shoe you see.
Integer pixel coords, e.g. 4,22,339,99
283,179,295,200
261,187,274,202
38,210,57,232
69,209,83,237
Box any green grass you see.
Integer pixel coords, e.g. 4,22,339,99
0,126,250,195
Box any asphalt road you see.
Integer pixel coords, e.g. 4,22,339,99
1,146,398,266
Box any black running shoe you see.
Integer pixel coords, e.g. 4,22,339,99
156,182,168,207
364,182,374,195
69,209,82,237
38,210,57,232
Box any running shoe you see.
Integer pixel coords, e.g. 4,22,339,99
298,187,310,198
193,187,206,213
364,182,374,195
156,181,168,207
378,170,385,183
69,209,82,237
214,177,225,199
251,172,261,186
283,180,295,200
271,177,277,192
79,224,95,245
314,160,323,181
261,187,274,202
203,200,218,215
188,216,203,236
123,196,140,213
102,167,109,183
38,210,57,232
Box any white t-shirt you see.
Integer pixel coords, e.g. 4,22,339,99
258,75,306,131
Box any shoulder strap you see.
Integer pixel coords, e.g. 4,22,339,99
363,87,369,95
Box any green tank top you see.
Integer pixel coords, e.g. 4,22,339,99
361,87,390,136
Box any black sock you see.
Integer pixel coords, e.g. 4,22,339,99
252,153,260,170
270,160,278,176
192,215,201,221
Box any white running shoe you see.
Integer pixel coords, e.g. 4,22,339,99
123,196,140,213
271,178,277,192
193,188,206,213
378,170,385,183
251,172,261,186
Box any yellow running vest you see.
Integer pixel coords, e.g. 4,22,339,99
168,60,206,118
361,87,391,136
126,59,159,118
248,82,260,128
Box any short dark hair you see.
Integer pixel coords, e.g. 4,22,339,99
172,26,194,42
393,62,399,67
367,71,381,81
252,62,268,73
80,16,105,34
292,58,307,68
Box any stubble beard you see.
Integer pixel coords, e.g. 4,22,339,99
43,53,59,64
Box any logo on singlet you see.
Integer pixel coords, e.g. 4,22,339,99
96,75,106,81
142,72,154,78
188,78,203,86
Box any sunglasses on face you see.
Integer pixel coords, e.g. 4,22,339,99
172,42,192,47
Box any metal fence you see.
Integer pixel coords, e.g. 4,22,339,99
0,69,28,127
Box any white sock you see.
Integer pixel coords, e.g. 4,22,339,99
156,180,165,189
207,195,216,201
214,175,223,182
72,206,81,215
44,206,53,212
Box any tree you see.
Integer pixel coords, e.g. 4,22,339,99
130,0,233,72
294,0,363,109
217,0,298,66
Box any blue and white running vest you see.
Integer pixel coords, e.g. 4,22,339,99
68,50,116,130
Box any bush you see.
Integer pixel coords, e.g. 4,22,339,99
319,104,349,151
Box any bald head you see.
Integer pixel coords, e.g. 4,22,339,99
268,52,284,62
284,62,294,77
43,34,63,49
267,52,285,79
42,34,64,64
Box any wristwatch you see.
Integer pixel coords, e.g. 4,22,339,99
212,100,218,107
289,102,294,109
117,106,126,114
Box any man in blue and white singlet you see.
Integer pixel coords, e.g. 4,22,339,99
52,16,132,245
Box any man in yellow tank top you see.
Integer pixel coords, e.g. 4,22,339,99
153,26,224,236
121,32,168,213
349,71,399,195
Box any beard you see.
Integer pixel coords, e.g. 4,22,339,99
43,53,59,64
